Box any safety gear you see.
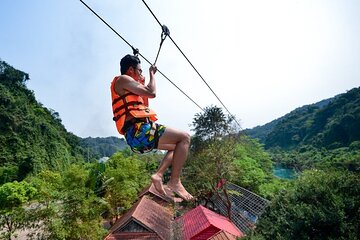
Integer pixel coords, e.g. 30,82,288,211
111,76,157,135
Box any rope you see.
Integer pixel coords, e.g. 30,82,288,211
79,0,204,112
153,25,170,65
141,0,242,130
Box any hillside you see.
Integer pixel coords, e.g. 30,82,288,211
0,60,90,184
245,88,360,150
80,136,128,158
245,98,332,143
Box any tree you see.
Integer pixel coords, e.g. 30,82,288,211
187,105,284,224
0,181,37,240
186,106,241,217
256,170,360,240
60,165,108,240
28,166,108,240
1,60,89,183
27,170,64,239
184,137,238,218
191,105,237,151
232,138,274,196
105,151,149,219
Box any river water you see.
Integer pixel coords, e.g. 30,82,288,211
273,164,297,179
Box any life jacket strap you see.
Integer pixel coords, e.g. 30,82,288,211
112,92,141,106
113,101,143,115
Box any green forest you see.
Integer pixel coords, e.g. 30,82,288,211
245,87,360,172
1,60,359,239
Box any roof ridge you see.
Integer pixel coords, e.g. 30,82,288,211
132,196,146,217
199,205,243,237
199,205,210,223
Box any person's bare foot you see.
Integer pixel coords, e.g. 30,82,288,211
151,174,166,196
167,180,194,201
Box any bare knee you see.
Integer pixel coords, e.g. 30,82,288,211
179,132,191,145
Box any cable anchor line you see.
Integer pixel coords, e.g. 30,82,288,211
153,25,170,65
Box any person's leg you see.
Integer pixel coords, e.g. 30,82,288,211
151,150,174,195
125,122,177,196
156,150,174,176
157,127,193,200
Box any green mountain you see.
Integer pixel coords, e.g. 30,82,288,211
245,98,331,144
245,87,360,150
0,60,90,184
80,136,128,159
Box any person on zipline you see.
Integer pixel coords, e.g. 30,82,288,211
110,54,193,201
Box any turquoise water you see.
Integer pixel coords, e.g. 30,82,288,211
273,165,297,179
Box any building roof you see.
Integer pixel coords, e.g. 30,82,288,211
208,230,238,240
176,205,243,240
105,196,172,240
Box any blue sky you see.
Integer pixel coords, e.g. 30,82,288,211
1,0,359,138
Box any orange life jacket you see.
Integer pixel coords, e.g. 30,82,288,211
111,76,157,135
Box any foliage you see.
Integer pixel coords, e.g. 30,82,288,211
187,106,278,202
80,136,128,159
255,170,360,240
269,145,360,172
0,60,29,86
0,181,37,240
60,165,108,239
104,151,150,217
190,105,239,151
187,105,237,198
230,137,284,199
25,166,109,240
191,105,233,139
0,60,90,184
245,87,360,150
184,137,238,201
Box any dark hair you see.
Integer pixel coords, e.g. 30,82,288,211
120,54,141,74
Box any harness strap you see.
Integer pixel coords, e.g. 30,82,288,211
113,100,143,115
112,92,141,106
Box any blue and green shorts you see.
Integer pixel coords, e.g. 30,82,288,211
124,122,166,153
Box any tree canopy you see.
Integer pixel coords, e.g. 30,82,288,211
0,60,90,184
256,170,360,240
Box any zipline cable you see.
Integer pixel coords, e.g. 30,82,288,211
79,0,204,112
141,0,242,130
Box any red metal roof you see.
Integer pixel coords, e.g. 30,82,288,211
175,205,244,240
105,196,172,240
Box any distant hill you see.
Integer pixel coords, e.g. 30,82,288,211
0,60,90,184
80,136,128,159
245,87,360,150
244,98,332,144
